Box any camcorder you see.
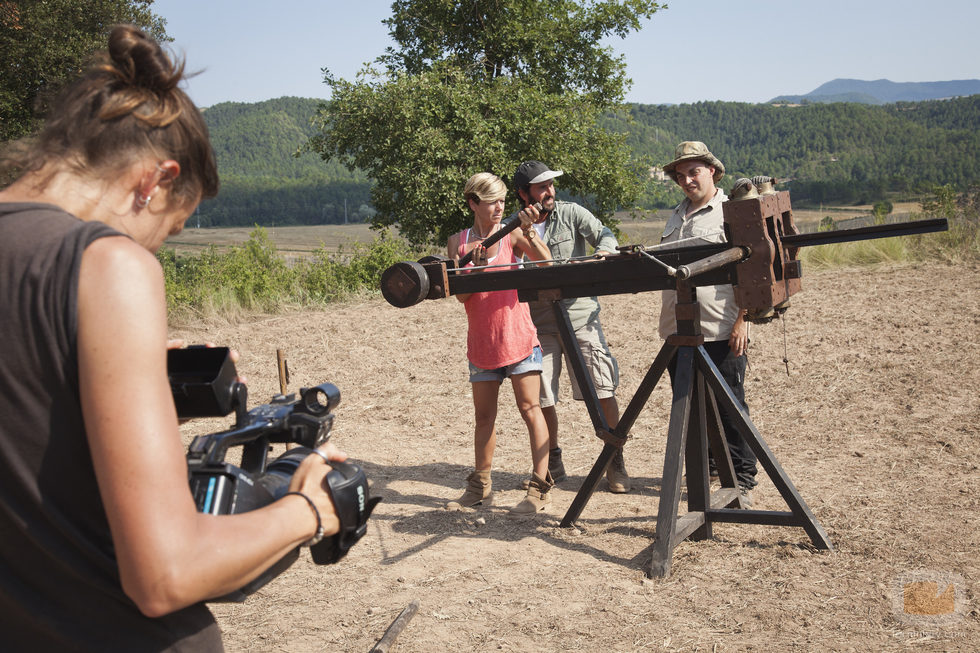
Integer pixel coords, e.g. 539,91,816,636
168,346,381,602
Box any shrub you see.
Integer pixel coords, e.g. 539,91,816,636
159,227,421,317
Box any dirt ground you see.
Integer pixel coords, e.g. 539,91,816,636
172,260,979,652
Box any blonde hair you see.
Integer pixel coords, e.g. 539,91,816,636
463,172,506,206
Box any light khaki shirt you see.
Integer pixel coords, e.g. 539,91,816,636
657,189,740,341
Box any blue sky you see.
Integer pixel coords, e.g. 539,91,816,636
153,0,980,108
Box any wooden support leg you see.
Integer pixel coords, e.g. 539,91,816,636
695,349,833,551
649,344,833,578
686,372,711,541
649,346,696,578
552,301,609,439
703,380,740,499
560,340,677,527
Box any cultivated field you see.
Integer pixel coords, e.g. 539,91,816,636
172,258,979,652
164,222,381,257
164,202,920,258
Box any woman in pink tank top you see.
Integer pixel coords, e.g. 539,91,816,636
445,173,555,514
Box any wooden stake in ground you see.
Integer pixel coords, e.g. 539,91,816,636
277,348,294,449
276,349,289,395
369,600,420,653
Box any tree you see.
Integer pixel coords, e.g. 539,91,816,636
309,63,642,245
922,184,957,221
0,0,168,142
308,0,663,246
872,200,893,225
380,0,663,105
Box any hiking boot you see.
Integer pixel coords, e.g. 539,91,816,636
521,447,566,489
606,448,631,494
510,472,553,514
708,467,720,489
738,485,753,509
446,469,492,510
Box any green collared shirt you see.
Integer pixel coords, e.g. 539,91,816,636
517,200,619,334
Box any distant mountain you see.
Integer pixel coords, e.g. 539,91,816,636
203,97,351,180
769,78,980,105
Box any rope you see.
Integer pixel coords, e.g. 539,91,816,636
781,313,790,376
643,230,726,251
449,230,727,274
449,253,602,273
637,248,677,276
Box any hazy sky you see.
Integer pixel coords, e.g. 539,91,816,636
153,0,980,108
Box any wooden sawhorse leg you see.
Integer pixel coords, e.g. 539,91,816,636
649,344,833,578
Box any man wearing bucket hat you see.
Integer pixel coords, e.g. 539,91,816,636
511,160,630,494
659,142,758,505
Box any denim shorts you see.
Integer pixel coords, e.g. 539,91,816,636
468,346,543,383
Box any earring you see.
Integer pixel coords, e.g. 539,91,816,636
135,192,153,208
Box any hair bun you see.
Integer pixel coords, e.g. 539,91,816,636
7,23,219,205
107,24,180,94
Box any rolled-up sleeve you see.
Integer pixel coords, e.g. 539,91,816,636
573,205,618,255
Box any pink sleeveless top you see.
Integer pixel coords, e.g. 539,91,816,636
456,227,540,370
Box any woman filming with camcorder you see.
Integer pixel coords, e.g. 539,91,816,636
0,25,347,651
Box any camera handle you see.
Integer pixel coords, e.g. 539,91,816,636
231,381,248,427
229,381,272,475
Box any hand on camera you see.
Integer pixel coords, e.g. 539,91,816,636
288,444,348,538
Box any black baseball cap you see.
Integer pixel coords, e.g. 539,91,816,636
513,160,563,190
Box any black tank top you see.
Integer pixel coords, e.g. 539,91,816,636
0,203,222,651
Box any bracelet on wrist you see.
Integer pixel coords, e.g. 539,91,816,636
284,491,324,546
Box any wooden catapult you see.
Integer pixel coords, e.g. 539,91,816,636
381,184,946,577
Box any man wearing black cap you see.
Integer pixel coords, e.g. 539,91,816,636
512,160,630,493
660,141,758,505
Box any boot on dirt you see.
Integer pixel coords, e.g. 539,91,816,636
510,472,553,514
738,485,753,509
606,448,631,494
446,469,492,510
521,446,566,489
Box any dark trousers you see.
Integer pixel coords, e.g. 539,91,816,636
668,339,758,489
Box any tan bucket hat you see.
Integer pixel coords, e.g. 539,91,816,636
663,141,725,183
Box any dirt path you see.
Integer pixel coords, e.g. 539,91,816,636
173,261,979,652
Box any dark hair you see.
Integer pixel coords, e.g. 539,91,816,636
2,25,218,205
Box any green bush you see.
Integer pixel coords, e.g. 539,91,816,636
159,227,420,317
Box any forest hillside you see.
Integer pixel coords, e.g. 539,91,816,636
197,95,980,227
